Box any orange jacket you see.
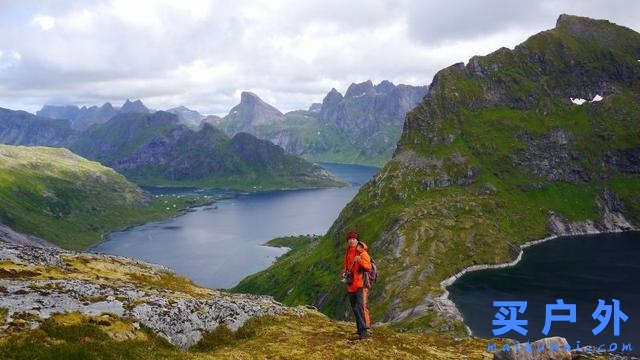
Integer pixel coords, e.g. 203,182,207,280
342,242,372,293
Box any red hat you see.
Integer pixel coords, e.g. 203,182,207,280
345,231,359,240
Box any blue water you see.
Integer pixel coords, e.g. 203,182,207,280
448,231,640,346
90,162,378,289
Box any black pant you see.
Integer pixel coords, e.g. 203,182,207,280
348,287,367,337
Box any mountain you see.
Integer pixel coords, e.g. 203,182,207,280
215,91,285,135
36,99,149,131
234,14,640,334
120,99,150,113
0,108,74,146
69,111,344,190
213,83,427,167
0,144,204,250
166,105,205,128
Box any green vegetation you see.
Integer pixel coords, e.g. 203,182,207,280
0,145,211,250
264,234,320,250
234,15,640,333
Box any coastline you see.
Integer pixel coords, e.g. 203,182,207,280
87,195,217,253
437,228,638,336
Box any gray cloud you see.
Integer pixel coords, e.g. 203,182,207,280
0,0,638,115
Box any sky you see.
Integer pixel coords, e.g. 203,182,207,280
1,0,639,116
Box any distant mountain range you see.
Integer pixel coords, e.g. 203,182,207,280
211,81,427,166
0,108,343,190
34,80,427,167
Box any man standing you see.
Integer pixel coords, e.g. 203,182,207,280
342,231,371,340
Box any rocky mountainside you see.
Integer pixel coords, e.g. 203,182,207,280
0,144,205,250
68,111,344,190
37,99,150,131
213,82,427,167
234,14,640,334
0,240,497,359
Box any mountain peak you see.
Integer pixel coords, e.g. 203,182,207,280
322,88,343,104
554,14,640,55
221,91,284,133
375,80,396,94
345,80,375,98
121,99,150,114
240,91,261,103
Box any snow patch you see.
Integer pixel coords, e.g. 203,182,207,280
570,94,603,105
570,98,586,105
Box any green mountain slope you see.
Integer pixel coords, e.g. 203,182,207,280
234,14,640,334
0,144,206,250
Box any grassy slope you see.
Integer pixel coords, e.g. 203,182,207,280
0,252,494,360
0,145,210,250
234,15,640,332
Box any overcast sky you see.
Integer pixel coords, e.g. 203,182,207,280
1,0,639,115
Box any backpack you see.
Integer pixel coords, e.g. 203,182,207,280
363,257,378,289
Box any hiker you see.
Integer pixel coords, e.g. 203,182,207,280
342,231,371,339
357,241,371,329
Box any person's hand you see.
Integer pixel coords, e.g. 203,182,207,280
354,255,361,263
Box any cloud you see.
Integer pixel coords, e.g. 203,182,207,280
31,15,56,31
0,0,639,115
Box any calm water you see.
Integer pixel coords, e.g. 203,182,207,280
448,231,640,345
91,162,378,289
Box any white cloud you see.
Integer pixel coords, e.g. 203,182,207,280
0,0,639,115
31,15,56,31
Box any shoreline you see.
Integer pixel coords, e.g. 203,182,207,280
437,228,638,336
87,195,217,253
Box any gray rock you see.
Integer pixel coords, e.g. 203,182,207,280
0,242,304,349
493,336,571,360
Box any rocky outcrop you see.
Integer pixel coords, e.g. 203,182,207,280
548,188,635,235
0,241,303,349
515,129,589,184
494,336,571,360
